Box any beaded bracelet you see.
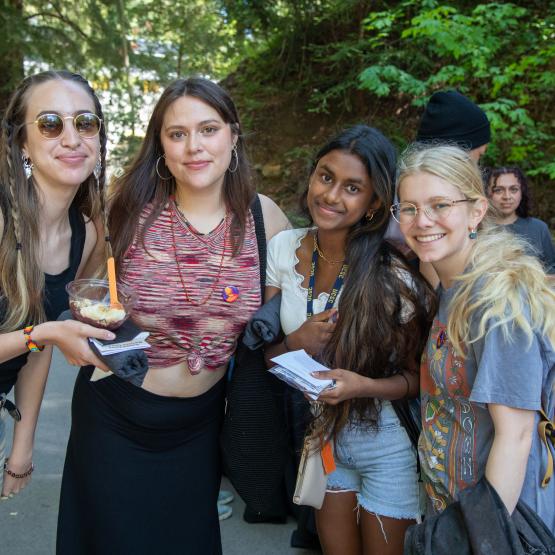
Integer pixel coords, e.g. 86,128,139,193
3,459,34,479
23,325,44,353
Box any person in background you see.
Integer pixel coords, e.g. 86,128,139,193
266,125,435,555
0,70,114,500
486,165,554,273
416,90,491,162
394,144,555,532
56,77,289,554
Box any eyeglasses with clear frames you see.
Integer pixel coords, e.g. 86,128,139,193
25,113,102,140
390,198,473,224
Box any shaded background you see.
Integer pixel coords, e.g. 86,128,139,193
1,0,553,223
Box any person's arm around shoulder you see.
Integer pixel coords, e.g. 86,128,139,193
258,193,291,243
485,403,535,514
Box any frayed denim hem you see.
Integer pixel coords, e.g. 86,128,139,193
357,494,421,522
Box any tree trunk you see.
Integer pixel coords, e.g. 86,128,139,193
0,0,24,115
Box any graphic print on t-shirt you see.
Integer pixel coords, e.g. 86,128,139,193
419,317,478,512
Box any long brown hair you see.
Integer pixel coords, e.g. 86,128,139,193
109,77,255,267
307,126,436,441
0,70,107,330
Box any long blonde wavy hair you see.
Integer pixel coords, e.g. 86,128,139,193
398,144,555,356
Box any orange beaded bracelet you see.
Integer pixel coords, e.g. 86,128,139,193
23,325,44,353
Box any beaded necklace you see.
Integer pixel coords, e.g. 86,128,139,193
169,197,228,307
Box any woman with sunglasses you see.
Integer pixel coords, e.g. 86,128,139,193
0,70,115,500
394,145,555,531
56,77,289,554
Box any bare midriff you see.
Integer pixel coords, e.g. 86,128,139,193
142,362,227,398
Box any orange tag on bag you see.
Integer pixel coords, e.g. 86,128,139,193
321,441,336,475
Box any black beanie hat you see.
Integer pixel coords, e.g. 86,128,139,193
416,90,491,150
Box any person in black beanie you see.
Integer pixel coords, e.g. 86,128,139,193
416,90,491,161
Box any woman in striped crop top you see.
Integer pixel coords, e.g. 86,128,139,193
56,78,289,555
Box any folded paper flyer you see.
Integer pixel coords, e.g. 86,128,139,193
269,349,335,400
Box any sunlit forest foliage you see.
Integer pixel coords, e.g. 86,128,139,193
1,0,553,217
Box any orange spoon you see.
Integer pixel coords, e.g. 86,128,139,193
107,256,123,309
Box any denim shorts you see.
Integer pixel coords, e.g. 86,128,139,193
326,401,422,520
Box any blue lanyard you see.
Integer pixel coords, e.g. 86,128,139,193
306,243,348,318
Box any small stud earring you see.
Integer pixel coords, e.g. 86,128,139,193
469,228,478,239
22,155,33,179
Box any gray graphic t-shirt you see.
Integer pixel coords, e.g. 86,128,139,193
419,282,555,530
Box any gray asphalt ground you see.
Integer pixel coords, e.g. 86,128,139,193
0,349,319,555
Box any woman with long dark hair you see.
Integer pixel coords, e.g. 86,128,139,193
56,77,289,554
265,125,435,554
0,70,115,500
486,165,554,273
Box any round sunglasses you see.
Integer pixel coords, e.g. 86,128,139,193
26,112,102,140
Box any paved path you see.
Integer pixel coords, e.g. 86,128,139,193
0,349,318,555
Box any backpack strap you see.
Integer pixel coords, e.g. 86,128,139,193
250,194,266,296
538,407,554,488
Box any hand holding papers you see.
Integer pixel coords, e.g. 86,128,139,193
269,349,335,400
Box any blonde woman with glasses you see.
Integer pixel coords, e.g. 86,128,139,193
0,70,116,500
392,144,555,531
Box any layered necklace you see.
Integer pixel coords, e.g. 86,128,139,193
313,233,344,265
307,232,348,318
169,196,228,306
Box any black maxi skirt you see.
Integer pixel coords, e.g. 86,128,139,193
56,366,225,555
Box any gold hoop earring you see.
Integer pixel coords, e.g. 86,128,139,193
364,211,375,223
156,154,173,181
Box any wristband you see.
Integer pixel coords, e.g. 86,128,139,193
283,335,292,352
399,372,410,398
23,325,44,352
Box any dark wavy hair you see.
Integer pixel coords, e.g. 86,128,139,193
487,166,531,218
0,70,107,330
109,77,254,266
306,126,436,440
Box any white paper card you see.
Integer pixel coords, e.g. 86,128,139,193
269,349,334,400
90,367,113,381
89,331,150,355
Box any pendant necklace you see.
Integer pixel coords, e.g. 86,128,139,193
169,197,228,306
169,199,229,374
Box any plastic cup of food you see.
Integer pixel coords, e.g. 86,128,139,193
66,279,136,330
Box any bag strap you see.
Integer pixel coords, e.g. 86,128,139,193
538,407,554,488
250,193,266,296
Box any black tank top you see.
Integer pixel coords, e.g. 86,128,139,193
0,201,86,394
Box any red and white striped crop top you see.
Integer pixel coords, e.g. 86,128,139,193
119,201,261,370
